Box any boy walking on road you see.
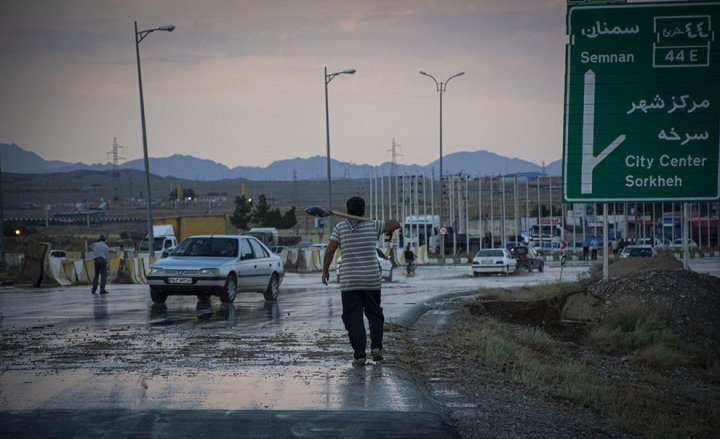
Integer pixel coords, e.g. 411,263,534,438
322,197,401,366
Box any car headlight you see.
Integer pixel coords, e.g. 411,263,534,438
198,268,220,276
148,267,164,275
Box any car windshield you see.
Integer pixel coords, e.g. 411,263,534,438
171,238,238,257
476,250,504,257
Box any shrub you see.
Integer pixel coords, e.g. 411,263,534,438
591,296,689,368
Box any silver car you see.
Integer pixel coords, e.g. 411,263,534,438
147,235,284,304
472,248,517,276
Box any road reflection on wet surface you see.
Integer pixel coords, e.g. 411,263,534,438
1,264,598,437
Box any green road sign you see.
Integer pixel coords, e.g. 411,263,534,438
563,1,720,202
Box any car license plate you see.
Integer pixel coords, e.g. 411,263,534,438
167,277,192,284
482,259,493,264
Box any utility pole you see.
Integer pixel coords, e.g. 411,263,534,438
107,137,127,172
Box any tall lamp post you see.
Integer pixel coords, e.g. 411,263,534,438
135,21,174,259
324,67,356,230
419,70,464,257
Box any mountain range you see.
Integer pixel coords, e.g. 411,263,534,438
0,143,561,181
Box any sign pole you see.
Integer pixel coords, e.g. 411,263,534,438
603,203,609,280
683,202,689,269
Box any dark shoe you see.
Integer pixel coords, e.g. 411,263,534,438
352,357,366,367
100,290,109,295
91,291,97,295
371,348,383,362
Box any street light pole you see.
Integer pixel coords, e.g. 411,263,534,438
324,67,356,231
135,21,174,260
419,70,465,257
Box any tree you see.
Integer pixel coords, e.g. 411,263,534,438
252,195,271,225
248,194,297,229
230,195,253,230
280,207,298,229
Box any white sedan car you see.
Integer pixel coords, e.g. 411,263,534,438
472,248,518,276
147,235,284,304
620,245,657,258
336,248,393,283
669,238,698,249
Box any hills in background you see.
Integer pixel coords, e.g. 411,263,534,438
0,143,561,181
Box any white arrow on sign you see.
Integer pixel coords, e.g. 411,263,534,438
581,69,626,194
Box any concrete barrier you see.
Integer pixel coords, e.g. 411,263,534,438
15,241,50,287
60,260,78,284
47,257,71,286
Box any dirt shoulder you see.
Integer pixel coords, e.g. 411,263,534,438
390,256,720,438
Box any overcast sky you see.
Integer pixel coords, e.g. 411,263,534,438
1,0,568,169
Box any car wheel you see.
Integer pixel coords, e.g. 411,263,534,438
538,262,544,272
150,287,167,304
263,273,280,302
219,274,237,304
473,272,479,277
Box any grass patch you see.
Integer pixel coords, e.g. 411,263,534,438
516,326,559,354
478,282,583,302
590,296,689,368
396,279,720,438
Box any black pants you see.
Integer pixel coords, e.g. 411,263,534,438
92,257,107,294
341,290,383,360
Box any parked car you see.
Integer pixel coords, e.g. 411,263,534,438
269,245,290,254
636,238,669,248
49,249,67,259
471,248,517,276
620,245,657,258
336,248,393,283
147,235,284,304
504,241,528,251
668,238,698,249
508,245,544,272
532,240,564,255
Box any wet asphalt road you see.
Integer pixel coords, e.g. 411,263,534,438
1,260,715,438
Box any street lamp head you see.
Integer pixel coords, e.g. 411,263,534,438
158,25,175,32
419,70,427,75
343,68,357,75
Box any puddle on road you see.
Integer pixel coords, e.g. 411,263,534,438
0,365,435,413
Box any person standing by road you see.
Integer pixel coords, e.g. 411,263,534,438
322,197,401,366
90,234,110,295
404,244,416,276
590,236,598,260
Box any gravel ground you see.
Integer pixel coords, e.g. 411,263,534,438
391,255,720,438
393,301,637,439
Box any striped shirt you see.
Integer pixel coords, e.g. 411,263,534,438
330,219,384,292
